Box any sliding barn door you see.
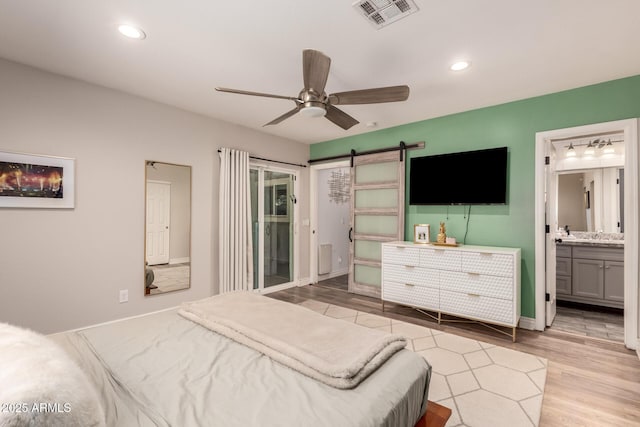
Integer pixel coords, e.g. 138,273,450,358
349,151,405,297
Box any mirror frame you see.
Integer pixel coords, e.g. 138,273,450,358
144,160,192,296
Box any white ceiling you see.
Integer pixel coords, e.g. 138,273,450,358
1,1,640,145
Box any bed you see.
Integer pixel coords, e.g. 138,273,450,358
5,293,432,426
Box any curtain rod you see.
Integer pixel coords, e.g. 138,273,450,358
217,149,307,168
308,141,425,164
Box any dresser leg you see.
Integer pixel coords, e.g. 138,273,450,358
382,300,385,312
512,327,516,343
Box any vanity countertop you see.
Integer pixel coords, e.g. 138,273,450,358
558,239,624,248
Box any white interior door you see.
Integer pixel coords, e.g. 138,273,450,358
146,180,171,265
545,143,558,327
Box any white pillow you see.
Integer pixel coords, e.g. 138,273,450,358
0,323,105,427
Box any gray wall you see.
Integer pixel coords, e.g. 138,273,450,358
0,58,310,334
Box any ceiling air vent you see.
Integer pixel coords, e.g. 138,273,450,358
353,0,419,29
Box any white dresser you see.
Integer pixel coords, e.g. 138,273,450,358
381,241,521,341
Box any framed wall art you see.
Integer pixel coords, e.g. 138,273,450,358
0,151,75,208
414,224,430,244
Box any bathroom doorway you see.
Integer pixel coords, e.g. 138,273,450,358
535,118,638,350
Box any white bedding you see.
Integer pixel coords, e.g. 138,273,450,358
50,307,431,426
178,292,408,389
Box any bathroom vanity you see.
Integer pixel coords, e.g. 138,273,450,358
556,237,624,309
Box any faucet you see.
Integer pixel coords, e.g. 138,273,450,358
564,225,570,236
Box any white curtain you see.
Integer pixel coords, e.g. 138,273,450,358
219,147,253,293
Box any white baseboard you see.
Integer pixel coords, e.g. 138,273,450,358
518,316,537,331
298,277,311,286
53,305,180,335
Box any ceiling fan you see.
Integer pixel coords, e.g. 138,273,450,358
215,49,410,130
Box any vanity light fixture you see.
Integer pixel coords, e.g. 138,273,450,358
603,139,615,154
450,61,471,71
566,142,576,157
584,141,595,156
118,24,146,40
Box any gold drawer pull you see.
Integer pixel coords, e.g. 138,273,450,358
404,265,415,269
467,272,480,276
467,293,480,297
405,283,415,287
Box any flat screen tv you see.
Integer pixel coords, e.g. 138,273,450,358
409,147,508,205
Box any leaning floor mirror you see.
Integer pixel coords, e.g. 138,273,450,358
144,161,191,296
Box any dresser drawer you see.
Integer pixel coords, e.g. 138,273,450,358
383,281,439,311
382,245,421,266
461,252,514,277
383,264,438,288
440,290,515,326
443,271,513,300
420,248,461,271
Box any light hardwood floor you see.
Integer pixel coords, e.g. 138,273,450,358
269,285,640,427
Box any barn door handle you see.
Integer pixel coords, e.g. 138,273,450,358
348,227,353,242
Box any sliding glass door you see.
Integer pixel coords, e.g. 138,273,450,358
250,166,297,291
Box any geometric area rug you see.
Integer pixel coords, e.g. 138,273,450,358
297,299,548,427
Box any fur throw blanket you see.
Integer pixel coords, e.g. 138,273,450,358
0,323,105,427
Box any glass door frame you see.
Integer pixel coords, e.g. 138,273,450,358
309,160,351,284
250,162,299,294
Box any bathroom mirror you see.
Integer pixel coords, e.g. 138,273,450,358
144,161,191,296
557,167,623,233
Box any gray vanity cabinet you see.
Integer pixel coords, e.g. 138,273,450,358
556,244,624,309
572,258,604,299
604,261,624,302
555,246,572,296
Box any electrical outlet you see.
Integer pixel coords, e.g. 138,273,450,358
119,289,128,303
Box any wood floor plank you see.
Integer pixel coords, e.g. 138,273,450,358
269,284,640,427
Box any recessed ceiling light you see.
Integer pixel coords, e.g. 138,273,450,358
118,24,146,40
450,61,470,71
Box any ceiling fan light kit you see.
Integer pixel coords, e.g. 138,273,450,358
215,49,410,130
299,106,326,118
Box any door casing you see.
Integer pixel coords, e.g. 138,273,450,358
534,118,639,350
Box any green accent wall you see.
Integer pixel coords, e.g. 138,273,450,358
310,74,640,319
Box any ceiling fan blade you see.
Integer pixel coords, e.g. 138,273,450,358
303,49,331,94
263,106,301,126
328,85,410,105
325,105,359,130
215,87,299,102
